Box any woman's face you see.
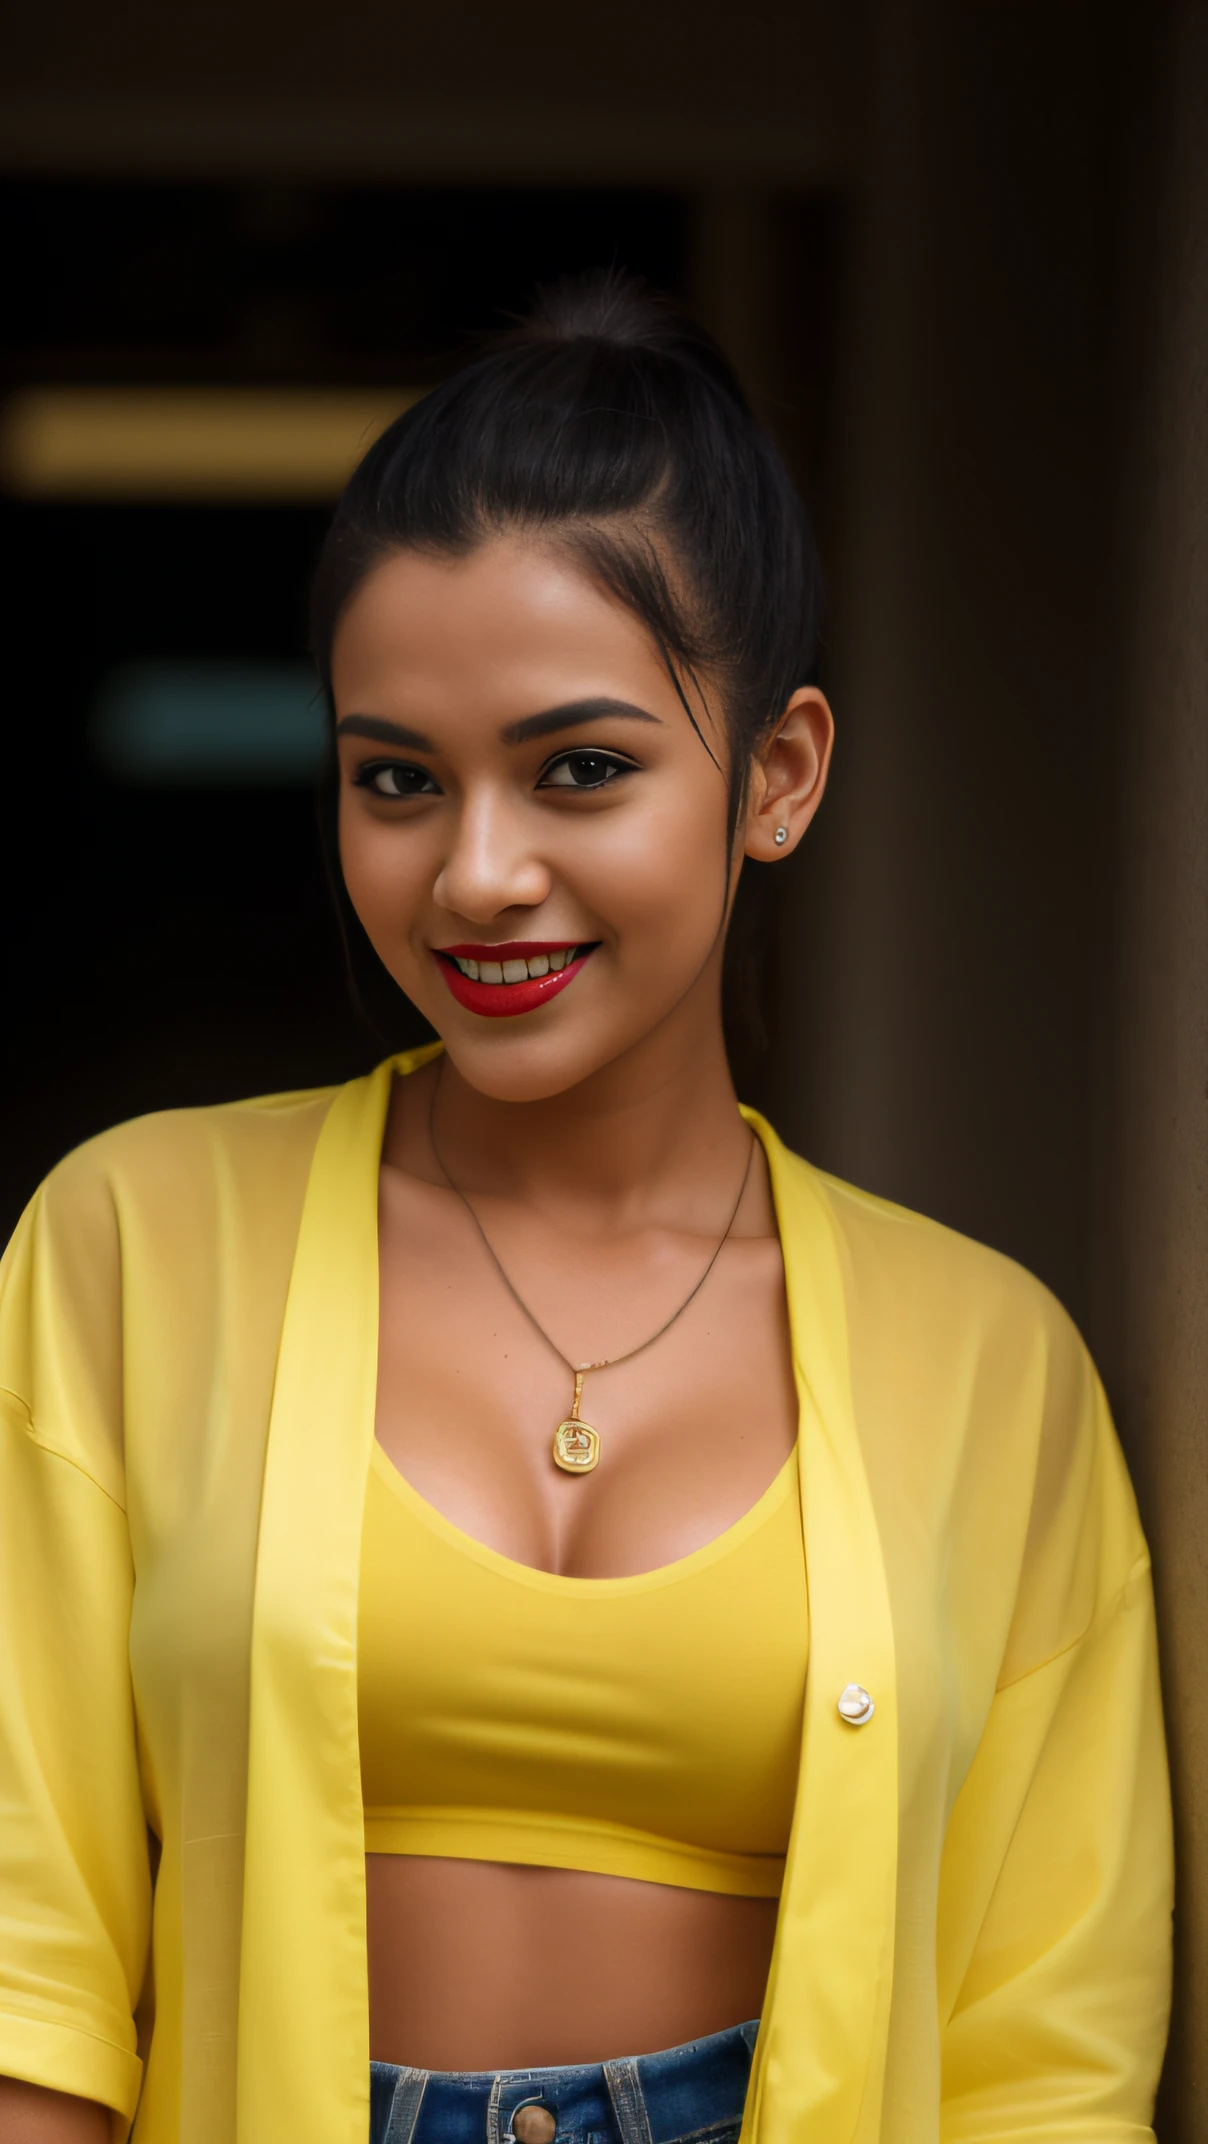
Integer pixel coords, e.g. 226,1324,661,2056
333,536,826,1104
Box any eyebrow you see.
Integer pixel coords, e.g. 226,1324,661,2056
500,697,662,744
335,697,662,754
336,714,436,750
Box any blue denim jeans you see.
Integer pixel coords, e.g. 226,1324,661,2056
369,2020,758,2144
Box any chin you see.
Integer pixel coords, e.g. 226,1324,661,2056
433,1026,625,1106
418,987,675,1106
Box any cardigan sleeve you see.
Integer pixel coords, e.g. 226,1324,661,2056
0,1176,152,2129
936,1358,1173,2140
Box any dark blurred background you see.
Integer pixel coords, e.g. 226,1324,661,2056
0,2,1204,2129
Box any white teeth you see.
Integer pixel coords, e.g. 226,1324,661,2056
450,947,587,984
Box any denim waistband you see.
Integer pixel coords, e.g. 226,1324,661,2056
369,2019,759,2144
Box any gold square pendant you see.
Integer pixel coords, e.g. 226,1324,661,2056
552,1419,601,1474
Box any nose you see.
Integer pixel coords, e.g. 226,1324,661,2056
432,785,552,923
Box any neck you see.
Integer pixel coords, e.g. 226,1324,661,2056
425,976,750,1230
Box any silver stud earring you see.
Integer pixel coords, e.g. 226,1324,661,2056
774,826,789,846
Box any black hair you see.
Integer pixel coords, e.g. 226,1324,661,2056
310,268,825,1072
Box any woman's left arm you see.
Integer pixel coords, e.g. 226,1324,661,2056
936,1367,1173,2141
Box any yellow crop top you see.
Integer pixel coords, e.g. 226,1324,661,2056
357,1442,808,1897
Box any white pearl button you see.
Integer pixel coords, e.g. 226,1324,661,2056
837,1682,875,1725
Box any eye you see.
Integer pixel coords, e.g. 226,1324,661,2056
354,760,441,799
538,750,636,791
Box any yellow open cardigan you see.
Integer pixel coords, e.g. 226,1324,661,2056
0,1050,1172,2143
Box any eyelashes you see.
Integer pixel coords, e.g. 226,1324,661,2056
537,749,637,790
354,761,440,799
351,748,640,800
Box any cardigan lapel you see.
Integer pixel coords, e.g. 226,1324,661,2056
741,1112,899,2144
236,1050,436,2144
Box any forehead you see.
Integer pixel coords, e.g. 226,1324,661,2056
330,537,673,716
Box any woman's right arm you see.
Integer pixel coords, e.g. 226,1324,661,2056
1,1173,153,2136
0,2078,110,2141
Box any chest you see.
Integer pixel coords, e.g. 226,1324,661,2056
373,1177,800,1579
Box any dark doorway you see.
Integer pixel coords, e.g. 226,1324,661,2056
0,180,692,1232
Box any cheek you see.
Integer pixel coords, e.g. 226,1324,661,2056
587,792,729,963
337,796,426,946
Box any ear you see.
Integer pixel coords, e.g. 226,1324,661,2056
742,687,835,861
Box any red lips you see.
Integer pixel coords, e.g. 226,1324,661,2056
435,943,597,1019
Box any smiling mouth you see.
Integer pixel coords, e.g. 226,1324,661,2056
434,941,599,1018
443,943,593,983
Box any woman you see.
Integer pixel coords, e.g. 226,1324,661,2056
0,275,1172,2144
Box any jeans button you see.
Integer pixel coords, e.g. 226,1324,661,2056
513,2108,557,2144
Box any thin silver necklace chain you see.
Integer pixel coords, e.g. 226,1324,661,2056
427,1066,757,1383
